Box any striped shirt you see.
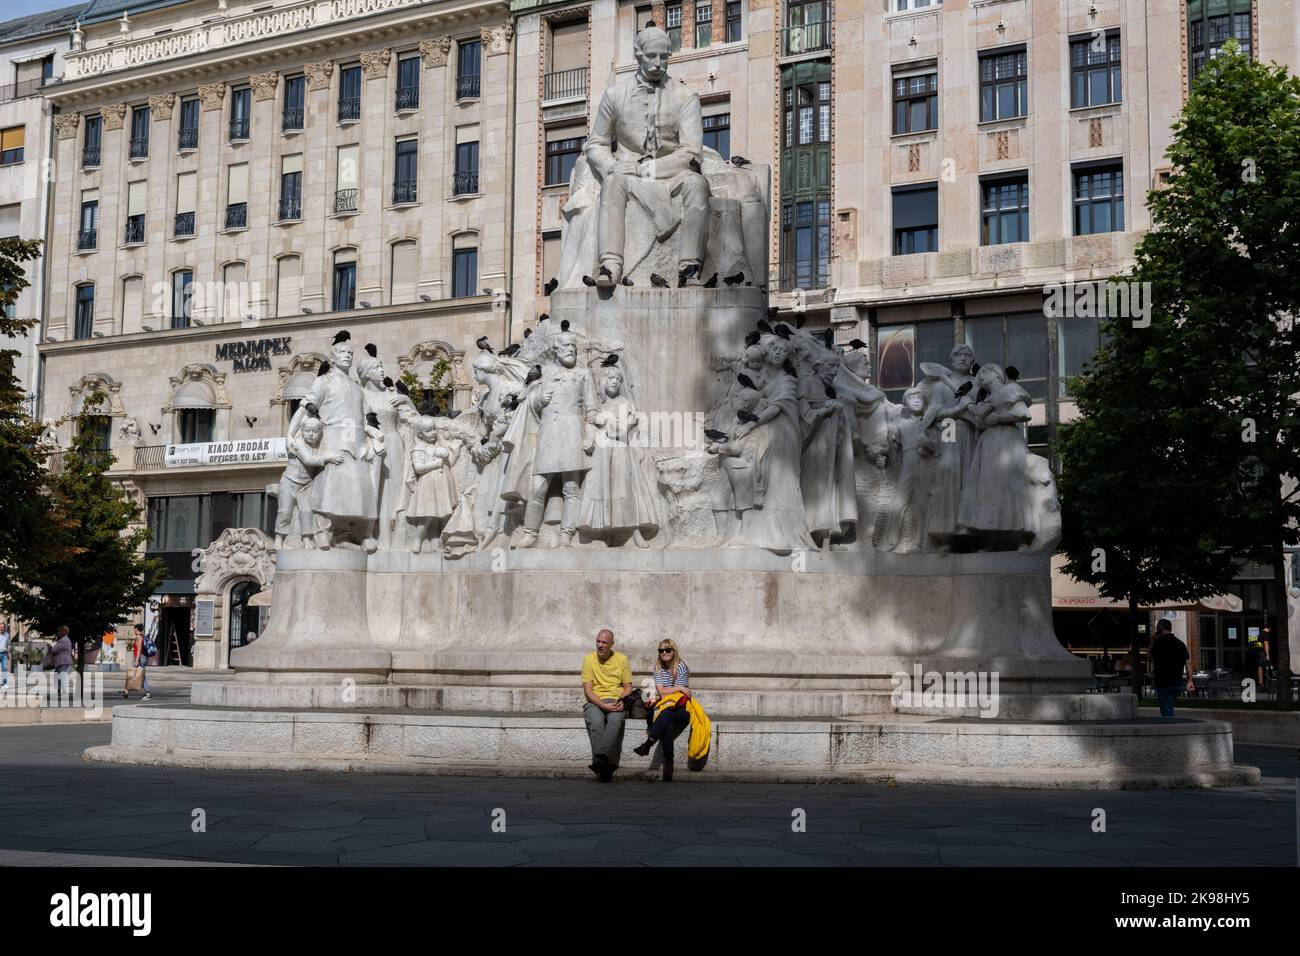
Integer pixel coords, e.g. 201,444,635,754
654,661,689,688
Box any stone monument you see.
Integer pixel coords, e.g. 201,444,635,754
90,28,1254,788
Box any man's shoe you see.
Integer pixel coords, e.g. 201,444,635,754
512,529,539,550
599,768,614,782
141,694,151,701
120,691,128,699
632,739,653,757
589,753,609,777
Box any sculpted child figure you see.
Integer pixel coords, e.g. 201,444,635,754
706,385,765,542
407,416,459,554
879,387,937,553
274,415,343,550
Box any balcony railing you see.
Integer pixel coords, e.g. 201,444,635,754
278,195,302,220
395,86,419,111
174,211,195,236
456,73,480,99
780,21,832,57
77,228,97,250
453,170,478,195
0,76,47,103
134,444,166,470
47,449,116,476
543,67,588,102
123,215,145,244
338,96,360,121
281,107,304,131
81,145,101,167
229,116,250,140
178,126,199,150
128,136,149,159
334,188,358,213
392,180,418,204
225,202,247,229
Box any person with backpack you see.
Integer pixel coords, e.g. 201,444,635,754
122,623,153,701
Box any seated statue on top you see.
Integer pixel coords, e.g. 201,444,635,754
554,25,769,291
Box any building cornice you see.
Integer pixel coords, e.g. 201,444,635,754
38,296,495,357
46,0,510,106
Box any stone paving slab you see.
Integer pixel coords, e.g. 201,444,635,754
0,724,1293,867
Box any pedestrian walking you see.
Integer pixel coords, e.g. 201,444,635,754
122,623,152,701
49,626,73,700
0,622,11,691
1149,619,1193,717
580,628,631,782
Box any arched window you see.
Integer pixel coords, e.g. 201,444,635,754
228,580,264,652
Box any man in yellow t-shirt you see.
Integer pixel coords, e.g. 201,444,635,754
581,628,632,781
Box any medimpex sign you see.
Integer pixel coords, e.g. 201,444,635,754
165,438,287,467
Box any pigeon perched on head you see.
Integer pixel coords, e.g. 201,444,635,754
782,359,797,377
537,313,550,323
737,373,756,390
304,403,319,417
737,410,759,424
650,273,670,289
704,428,729,443
501,343,521,357
317,361,331,377
525,365,543,386
774,324,792,340
722,271,745,286
395,379,411,397
332,330,351,345
970,363,981,375
560,319,570,332
601,353,619,367
848,339,867,350
766,306,779,319
476,336,494,353
756,319,773,334
744,330,762,348
543,277,558,295
730,156,752,167
364,343,377,358
1005,365,1020,381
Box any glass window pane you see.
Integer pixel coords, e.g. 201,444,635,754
965,315,1002,367
877,325,915,391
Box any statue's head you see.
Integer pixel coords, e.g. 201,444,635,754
416,415,439,442
742,343,766,369
735,386,761,413
356,350,384,384
902,386,927,416
633,26,671,85
765,336,791,366
472,351,496,385
602,367,624,398
331,341,354,371
843,349,871,381
976,362,1006,387
554,332,578,367
815,356,840,385
950,343,974,374
301,416,324,446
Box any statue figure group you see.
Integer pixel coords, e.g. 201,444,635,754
704,327,1051,554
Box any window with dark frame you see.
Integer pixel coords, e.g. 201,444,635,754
129,106,150,158
452,246,477,298
1057,312,1108,398
964,311,1049,401
78,197,98,250
333,258,356,311
394,138,418,203
892,183,938,255
82,115,102,166
980,174,1029,246
178,408,215,444
282,75,305,131
978,47,1028,122
1187,0,1252,87
396,55,420,110
702,112,730,159
338,65,362,121
457,40,482,99
279,162,302,220
876,320,956,402
780,199,831,291
229,87,251,140
665,3,684,51
178,97,199,149
893,71,937,134
1073,162,1124,235
74,283,94,339
454,140,479,195
695,2,713,48
545,134,584,186
726,1,742,42
1070,32,1121,108
782,77,832,148
171,271,193,328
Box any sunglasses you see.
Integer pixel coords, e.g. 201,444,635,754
659,648,673,654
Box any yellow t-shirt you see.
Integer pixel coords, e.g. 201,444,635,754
582,651,632,700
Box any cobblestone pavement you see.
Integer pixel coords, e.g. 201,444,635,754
0,724,1294,866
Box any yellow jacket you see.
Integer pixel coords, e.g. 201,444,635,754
653,692,711,766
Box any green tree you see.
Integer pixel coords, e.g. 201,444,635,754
1058,44,1299,703
0,392,163,672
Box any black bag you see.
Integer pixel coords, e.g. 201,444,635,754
620,688,647,720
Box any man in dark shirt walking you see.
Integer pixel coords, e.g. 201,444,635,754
1149,619,1194,717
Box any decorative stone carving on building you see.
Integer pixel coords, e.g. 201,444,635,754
304,59,334,90
995,129,1010,160
68,373,126,418
250,71,279,101
119,417,143,445
481,23,513,55
147,93,175,120
54,113,80,140
198,83,226,111
271,352,325,405
360,49,391,79
420,36,451,67
162,364,230,412
100,102,127,130
1089,117,1104,148
907,143,921,172
195,528,276,595
397,340,471,398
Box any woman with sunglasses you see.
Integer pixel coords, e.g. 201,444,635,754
633,638,692,780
